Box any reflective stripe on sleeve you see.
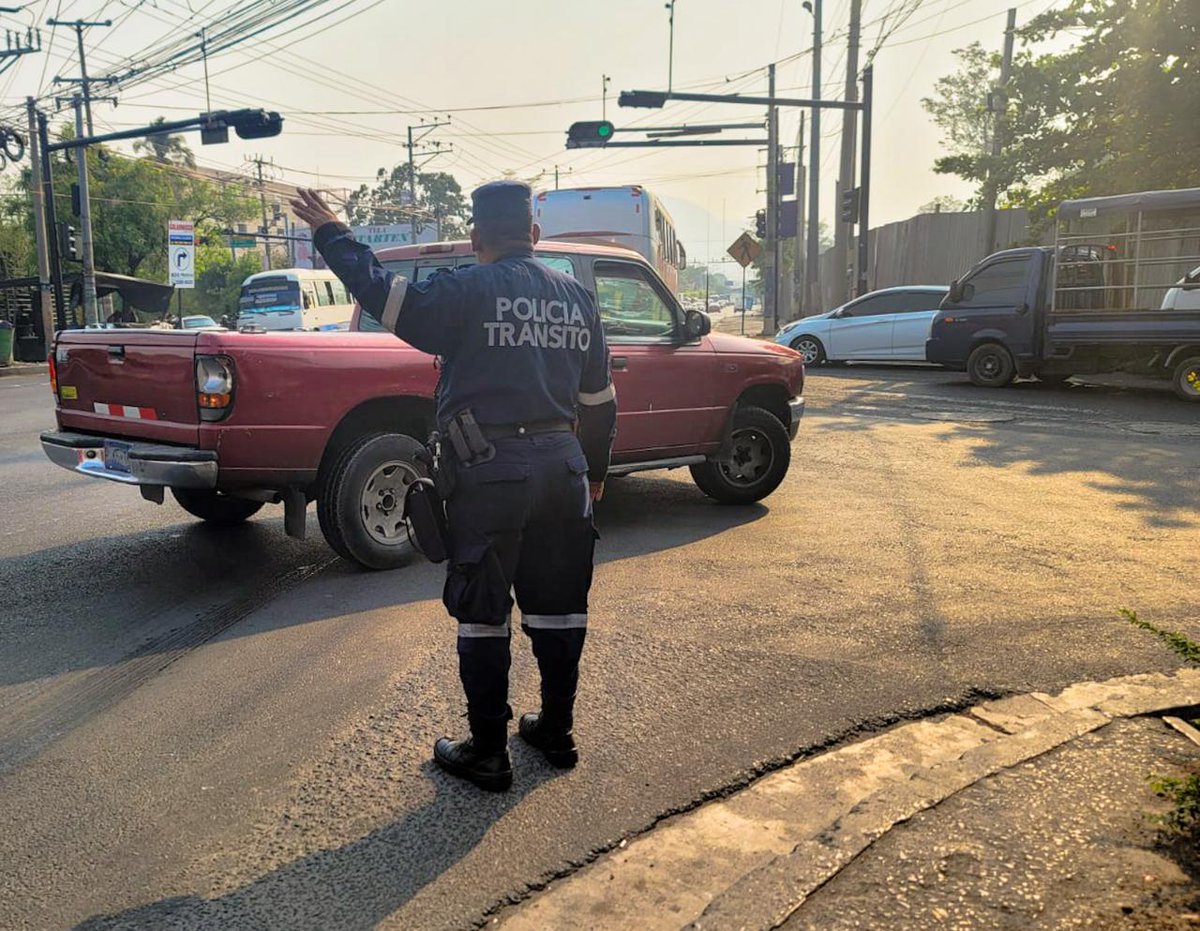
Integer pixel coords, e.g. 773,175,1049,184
380,277,409,331
457,618,511,639
577,383,615,406
522,613,588,630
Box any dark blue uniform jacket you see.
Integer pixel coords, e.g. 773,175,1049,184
312,224,616,481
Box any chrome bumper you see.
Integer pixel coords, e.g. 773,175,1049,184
41,430,218,489
787,395,805,439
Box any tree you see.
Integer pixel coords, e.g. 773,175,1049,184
919,195,967,214
346,165,470,238
189,241,262,322
921,42,1000,210
25,124,258,282
926,0,1200,223
132,117,197,168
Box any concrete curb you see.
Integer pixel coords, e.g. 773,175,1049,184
0,363,48,378
495,668,1200,931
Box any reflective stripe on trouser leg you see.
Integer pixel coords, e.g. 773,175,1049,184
457,616,512,638
522,614,588,630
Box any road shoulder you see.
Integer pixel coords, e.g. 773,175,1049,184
493,668,1200,930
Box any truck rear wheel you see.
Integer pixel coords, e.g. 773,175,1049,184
317,432,427,570
689,405,791,505
1171,355,1200,402
967,342,1016,388
171,488,264,526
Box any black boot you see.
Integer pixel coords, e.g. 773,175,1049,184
434,716,512,792
518,695,577,769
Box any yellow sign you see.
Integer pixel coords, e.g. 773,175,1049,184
60,385,78,400
727,232,762,268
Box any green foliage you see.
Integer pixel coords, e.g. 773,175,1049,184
1151,774,1200,833
1121,609,1200,664
926,0,1200,223
131,118,197,168
345,165,470,239
0,176,36,276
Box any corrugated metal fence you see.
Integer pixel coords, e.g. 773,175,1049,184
807,207,1035,314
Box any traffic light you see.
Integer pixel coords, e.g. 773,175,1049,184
70,182,81,217
618,90,668,109
755,209,767,238
58,223,79,262
566,120,615,149
199,109,284,145
840,187,861,224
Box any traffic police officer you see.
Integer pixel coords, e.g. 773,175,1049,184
290,182,617,792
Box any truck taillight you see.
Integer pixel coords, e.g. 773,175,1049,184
48,351,57,395
196,355,235,422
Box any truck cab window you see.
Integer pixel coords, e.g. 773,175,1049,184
961,258,1031,305
592,261,678,341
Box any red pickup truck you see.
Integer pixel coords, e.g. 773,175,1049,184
41,241,805,569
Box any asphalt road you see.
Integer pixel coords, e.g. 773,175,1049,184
1,367,1197,930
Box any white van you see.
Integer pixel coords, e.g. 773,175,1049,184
237,269,355,331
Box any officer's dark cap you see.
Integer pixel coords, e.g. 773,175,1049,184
470,180,533,233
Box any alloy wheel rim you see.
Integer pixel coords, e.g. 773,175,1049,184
719,427,774,486
1183,365,1200,398
360,459,419,546
796,339,819,365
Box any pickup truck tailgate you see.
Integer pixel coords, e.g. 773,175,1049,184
55,329,201,444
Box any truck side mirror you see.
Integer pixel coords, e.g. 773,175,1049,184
947,279,964,303
683,309,711,340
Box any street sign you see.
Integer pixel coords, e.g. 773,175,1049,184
727,232,762,268
777,162,795,197
168,220,195,289
230,238,256,250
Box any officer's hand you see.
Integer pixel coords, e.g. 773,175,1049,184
589,481,605,503
289,188,340,231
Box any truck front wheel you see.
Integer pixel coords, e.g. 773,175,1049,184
317,432,427,570
967,342,1016,388
1171,355,1200,402
171,488,264,526
690,406,791,505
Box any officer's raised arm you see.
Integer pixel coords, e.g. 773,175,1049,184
292,188,464,356
290,188,395,325
577,301,617,493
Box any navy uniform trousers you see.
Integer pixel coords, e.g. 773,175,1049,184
442,431,597,747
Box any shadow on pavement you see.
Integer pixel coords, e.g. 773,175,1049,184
73,761,559,931
0,474,767,690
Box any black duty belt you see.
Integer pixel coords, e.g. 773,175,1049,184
481,419,574,440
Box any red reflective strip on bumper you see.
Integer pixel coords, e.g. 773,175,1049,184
92,403,158,420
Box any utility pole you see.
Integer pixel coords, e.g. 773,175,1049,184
666,0,676,92
602,74,611,121
832,0,861,304
27,97,54,353
764,62,779,335
404,118,451,244
794,112,806,317
72,96,99,326
49,19,113,136
252,156,272,271
855,65,873,298
806,0,823,313
983,7,1017,256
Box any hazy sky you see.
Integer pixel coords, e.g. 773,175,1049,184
1,0,1064,263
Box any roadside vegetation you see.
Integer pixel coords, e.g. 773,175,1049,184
1122,609,1200,840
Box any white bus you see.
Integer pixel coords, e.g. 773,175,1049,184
237,268,355,332
534,185,688,292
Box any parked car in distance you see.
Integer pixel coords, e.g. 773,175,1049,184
774,286,949,365
181,315,222,330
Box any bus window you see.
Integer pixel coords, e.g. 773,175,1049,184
316,281,336,306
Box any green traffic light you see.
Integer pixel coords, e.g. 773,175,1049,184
597,123,613,138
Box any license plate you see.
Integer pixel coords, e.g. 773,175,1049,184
103,440,132,474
